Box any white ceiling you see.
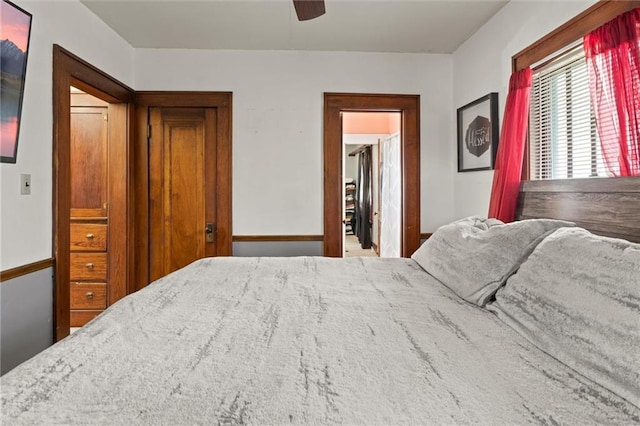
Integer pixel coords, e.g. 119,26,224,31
80,0,509,54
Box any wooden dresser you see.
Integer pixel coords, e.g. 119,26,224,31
69,94,109,326
69,222,108,325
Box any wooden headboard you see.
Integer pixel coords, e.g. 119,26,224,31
517,177,640,243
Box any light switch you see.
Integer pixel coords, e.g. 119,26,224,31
20,174,31,195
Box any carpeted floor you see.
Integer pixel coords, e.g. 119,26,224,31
344,234,377,257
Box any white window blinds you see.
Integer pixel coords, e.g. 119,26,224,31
529,47,605,180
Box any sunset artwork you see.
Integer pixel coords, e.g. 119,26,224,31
1,0,31,163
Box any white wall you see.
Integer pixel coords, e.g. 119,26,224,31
0,1,603,266
452,0,597,220
344,155,358,182
135,49,454,234
0,0,134,270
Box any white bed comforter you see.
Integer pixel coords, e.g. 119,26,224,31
2,257,639,425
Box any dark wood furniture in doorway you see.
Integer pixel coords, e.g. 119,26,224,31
323,93,420,258
69,92,109,326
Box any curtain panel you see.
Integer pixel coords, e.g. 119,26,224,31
355,147,373,249
584,8,640,177
488,67,533,222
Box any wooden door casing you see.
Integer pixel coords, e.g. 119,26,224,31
375,143,382,255
149,107,217,281
54,45,134,340
324,93,420,258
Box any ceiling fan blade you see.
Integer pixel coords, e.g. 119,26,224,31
293,0,326,21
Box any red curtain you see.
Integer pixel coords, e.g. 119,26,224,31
487,68,532,222
584,8,640,177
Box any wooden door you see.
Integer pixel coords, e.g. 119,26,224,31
149,107,217,281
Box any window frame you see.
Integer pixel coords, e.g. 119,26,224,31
512,0,640,180
529,45,602,180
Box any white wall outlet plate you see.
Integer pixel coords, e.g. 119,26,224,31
20,174,31,195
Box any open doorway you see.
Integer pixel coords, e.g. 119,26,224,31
323,93,420,258
342,112,401,258
52,45,134,341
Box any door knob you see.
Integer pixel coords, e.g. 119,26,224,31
205,223,214,243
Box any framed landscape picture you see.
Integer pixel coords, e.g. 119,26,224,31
457,92,499,172
1,0,32,163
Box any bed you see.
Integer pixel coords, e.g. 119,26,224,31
2,181,640,424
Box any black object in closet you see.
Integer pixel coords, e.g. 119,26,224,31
355,146,372,249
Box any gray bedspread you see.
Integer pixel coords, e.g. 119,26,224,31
2,257,639,425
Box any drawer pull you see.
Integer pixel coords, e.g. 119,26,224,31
86,233,95,239
86,292,94,300
85,263,94,270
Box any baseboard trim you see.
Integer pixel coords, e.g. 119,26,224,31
233,235,323,242
0,258,55,282
420,233,433,240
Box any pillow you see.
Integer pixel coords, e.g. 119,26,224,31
488,227,640,408
411,216,574,306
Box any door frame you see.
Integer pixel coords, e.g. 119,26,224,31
323,93,420,257
52,45,135,341
133,92,233,291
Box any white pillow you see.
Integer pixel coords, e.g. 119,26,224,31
411,216,574,306
488,227,640,407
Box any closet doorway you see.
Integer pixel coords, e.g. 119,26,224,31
343,112,402,258
53,45,134,341
323,93,420,258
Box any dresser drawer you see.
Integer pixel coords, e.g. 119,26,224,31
70,310,103,327
70,253,107,281
70,282,107,309
70,223,107,251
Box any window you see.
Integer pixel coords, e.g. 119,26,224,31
529,46,606,180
